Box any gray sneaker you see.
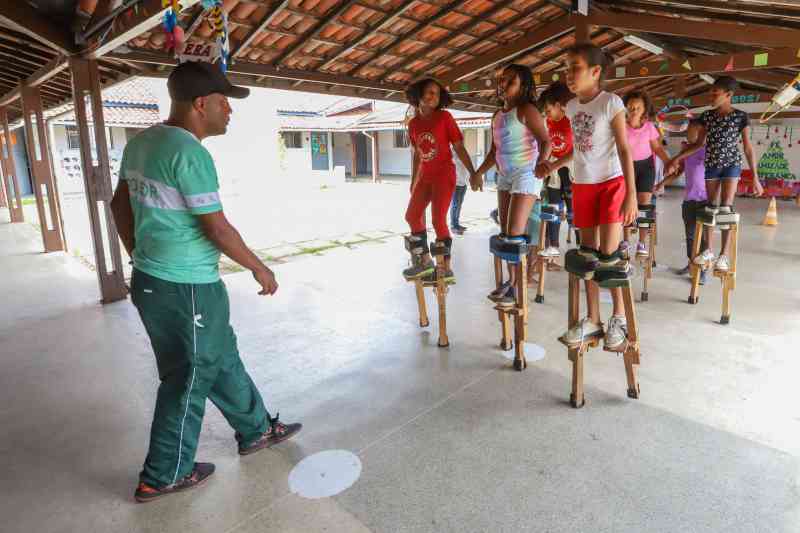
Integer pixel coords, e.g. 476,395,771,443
604,315,628,350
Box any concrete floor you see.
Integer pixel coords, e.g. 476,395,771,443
1,194,799,533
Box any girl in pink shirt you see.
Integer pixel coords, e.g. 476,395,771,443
623,91,670,257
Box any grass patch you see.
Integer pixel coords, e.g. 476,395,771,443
297,244,339,255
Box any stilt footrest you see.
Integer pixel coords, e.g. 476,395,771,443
539,205,560,222
490,234,528,263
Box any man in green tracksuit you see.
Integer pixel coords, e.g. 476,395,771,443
111,61,301,503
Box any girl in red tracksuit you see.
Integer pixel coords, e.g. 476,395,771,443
402,78,476,281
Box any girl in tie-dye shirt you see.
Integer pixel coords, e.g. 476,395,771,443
475,64,550,306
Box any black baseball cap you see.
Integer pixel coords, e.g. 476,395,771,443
167,61,250,101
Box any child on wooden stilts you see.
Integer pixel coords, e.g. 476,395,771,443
474,64,551,305
667,76,763,273
622,90,671,257
555,44,637,350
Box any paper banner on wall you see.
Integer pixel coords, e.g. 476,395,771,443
754,52,769,67
534,73,541,85
724,56,734,71
681,60,692,70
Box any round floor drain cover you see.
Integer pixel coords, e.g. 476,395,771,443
288,450,362,499
502,343,545,362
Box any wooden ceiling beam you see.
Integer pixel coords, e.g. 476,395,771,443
272,0,361,66
442,14,573,83
318,1,421,70
381,0,543,81
587,9,800,48
232,0,291,59
0,2,76,55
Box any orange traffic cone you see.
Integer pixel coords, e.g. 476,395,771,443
762,197,778,226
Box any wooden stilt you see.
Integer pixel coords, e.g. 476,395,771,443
495,255,512,350
621,285,641,399
513,256,528,371
688,220,704,304
434,253,449,347
414,280,429,328
535,221,547,304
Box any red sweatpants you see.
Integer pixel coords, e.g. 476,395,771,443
405,176,456,240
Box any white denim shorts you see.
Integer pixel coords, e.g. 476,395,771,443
497,168,543,197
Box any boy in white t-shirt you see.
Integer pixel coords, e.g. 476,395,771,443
544,44,637,350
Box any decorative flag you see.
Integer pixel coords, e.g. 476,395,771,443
657,62,669,73
681,60,691,70
724,56,734,71
754,52,769,67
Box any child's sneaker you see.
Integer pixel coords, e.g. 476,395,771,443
488,281,512,302
693,249,715,266
403,260,434,280
618,241,631,260
422,269,456,285
562,317,603,346
134,463,215,503
542,246,560,257
604,315,628,350
714,255,730,272
496,284,516,306
635,242,648,257
676,264,691,276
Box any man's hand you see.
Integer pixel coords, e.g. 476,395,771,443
654,180,665,195
622,193,638,227
253,267,278,296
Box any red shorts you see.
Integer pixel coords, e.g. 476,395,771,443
572,176,626,228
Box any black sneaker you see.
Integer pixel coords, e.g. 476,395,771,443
456,225,468,232
134,462,215,503
676,264,691,276
451,226,464,235
238,414,302,456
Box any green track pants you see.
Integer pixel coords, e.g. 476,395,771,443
131,269,270,488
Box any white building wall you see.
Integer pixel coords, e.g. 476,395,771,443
332,132,352,173
377,130,411,176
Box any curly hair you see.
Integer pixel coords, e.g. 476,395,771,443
539,81,573,108
405,78,453,109
623,90,653,118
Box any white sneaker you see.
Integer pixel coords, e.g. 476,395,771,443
715,255,730,272
693,249,715,265
604,315,628,350
542,246,560,257
562,317,603,345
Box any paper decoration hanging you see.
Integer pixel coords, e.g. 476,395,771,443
639,67,649,76
724,56,734,71
615,66,625,78
657,62,669,73
681,60,691,70
754,52,769,67
208,4,230,72
161,0,183,51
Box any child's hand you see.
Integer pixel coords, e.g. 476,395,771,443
469,172,483,192
654,181,665,195
622,194,638,226
666,159,679,177
753,178,764,197
534,162,549,179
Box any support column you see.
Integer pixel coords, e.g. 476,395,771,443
0,108,25,222
21,85,65,251
572,11,590,44
70,57,127,303
0,158,6,208
370,131,380,183
350,132,358,178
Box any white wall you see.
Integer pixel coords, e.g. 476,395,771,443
377,130,411,175
332,132,352,174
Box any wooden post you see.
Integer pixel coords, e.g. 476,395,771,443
0,158,6,208
567,274,584,407
0,108,24,222
370,132,379,183
688,220,704,304
20,85,65,252
70,57,127,304
572,12,590,44
621,285,641,399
